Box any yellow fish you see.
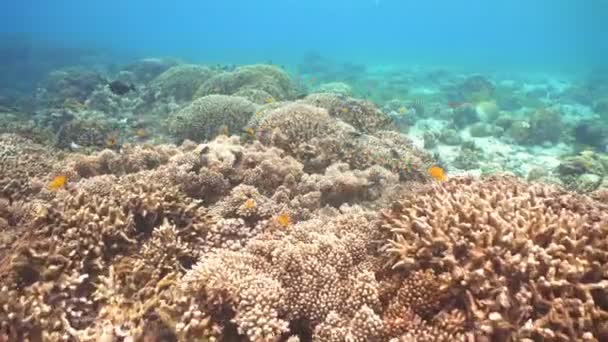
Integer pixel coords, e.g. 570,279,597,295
399,106,408,114
265,97,275,104
48,175,67,191
244,198,256,209
276,212,291,228
427,166,446,182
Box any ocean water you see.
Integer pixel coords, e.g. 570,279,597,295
2,0,607,68
2,1,608,341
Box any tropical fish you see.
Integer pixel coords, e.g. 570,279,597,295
106,133,119,148
48,175,67,191
243,127,255,136
265,97,275,104
427,166,446,181
244,198,256,209
276,212,291,227
108,80,135,96
398,106,408,114
135,128,147,138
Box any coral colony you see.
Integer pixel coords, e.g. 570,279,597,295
1,58,608,342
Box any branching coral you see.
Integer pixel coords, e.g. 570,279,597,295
0,134,58,201
380,175,608,341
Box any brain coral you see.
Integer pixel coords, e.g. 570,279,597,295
195,64,295,101
381,175,608,341
149,64,218,102
168,94,257,142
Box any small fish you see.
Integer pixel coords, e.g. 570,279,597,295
70,141,82,150
106,133,119,148
135,128,147,138
310,76,317,84
398,106,408,114
410,98,424,106
244,198,256,209
340,107,349,113
108,80,135,96
276,212,291,228
243,127,255,136
427,166,446,182
48,175,67,191
265,97,275,104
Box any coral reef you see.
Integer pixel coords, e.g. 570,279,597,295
381,175,608,341
121,57,179,84
5,58,608,342
0,134,58,201
36,67,107,108
302,93,393,133
195,64,296,101
168,94,257,142
149,64,217,102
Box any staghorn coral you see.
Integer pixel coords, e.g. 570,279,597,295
0,130,475,341
380,175,608,341
0,174,209,340
168,94,257,142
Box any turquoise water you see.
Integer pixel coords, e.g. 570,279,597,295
2,0,607,69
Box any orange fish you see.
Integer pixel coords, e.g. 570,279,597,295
276,212,291,228
244,198,256,209
244,127,255,136
427,166,446,182
48,175,67,191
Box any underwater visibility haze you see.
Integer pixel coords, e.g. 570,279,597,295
1,1,608,341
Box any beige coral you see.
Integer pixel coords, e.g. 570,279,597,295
381,175,608,341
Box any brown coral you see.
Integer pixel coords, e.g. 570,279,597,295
381,175,608,341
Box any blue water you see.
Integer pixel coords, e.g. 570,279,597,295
2,0,607,71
